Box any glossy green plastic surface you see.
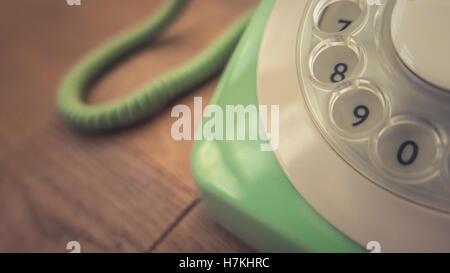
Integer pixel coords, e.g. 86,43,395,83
192,0,365,252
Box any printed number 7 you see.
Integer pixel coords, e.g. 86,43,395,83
338,19,352,31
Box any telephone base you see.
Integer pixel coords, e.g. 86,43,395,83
191,0,363,253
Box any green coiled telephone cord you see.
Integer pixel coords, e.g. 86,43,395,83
57,0,253,131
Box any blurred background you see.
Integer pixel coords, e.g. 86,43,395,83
0,0,258,252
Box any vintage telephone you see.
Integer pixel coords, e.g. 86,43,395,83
58,0,450,252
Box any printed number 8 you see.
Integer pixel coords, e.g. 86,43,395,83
331,63,348,83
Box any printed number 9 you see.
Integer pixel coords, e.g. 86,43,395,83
352,105,369,127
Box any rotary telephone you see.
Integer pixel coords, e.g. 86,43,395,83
58,0,450,252
252,0,450,252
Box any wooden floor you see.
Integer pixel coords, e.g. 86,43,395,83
0,0,257,252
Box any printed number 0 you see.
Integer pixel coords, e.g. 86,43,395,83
331,63,348,83
397,140,418,165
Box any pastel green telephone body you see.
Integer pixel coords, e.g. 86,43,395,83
192,0,364,252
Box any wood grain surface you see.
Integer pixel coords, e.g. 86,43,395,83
0,0,256,253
